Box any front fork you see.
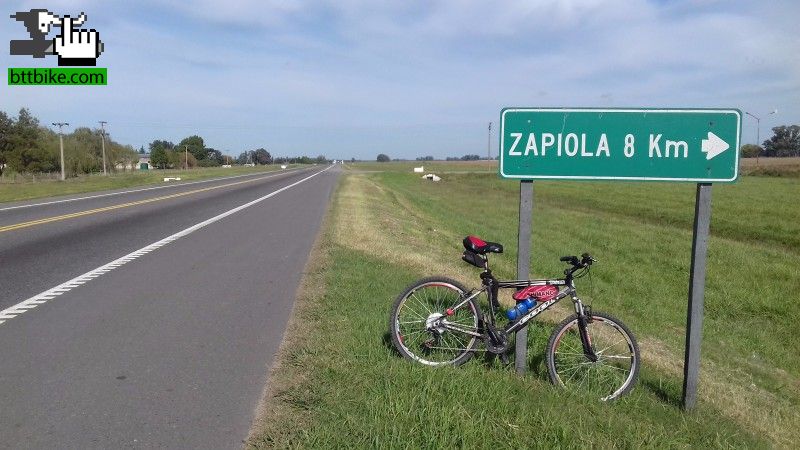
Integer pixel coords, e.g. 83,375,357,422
573,298,598,362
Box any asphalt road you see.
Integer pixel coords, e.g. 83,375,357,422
0,165,340,448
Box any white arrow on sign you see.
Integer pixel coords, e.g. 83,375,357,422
701,132,730,160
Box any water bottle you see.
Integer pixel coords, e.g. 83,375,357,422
507,298,536,321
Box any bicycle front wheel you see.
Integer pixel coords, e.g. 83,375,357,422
389,277,480,366
546,311,640,401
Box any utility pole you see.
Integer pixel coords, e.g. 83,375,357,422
744,109,777,147
99,121,108,175
488,121,492,160
52,122,69,181
745,109,777,167
184,145,189,170
745,112,761,147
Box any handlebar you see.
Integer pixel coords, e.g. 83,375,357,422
560,255,580,265
560,253,596,274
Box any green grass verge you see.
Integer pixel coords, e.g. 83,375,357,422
250,163,799,447
252,245,766,448
0,165,304,204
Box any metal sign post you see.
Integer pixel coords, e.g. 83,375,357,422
515,180,533,373
682,183,712,409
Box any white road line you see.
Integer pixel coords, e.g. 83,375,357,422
0,168,304,212
0,165,333,326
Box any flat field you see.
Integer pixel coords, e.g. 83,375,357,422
740,156,800,177
250,161,799,448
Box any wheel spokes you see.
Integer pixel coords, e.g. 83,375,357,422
552,317,635,400
394,283,479,365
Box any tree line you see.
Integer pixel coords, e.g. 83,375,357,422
148,136,231,169
0,108,138,177
740,125,800,158
232,150,328,166
149,140,329,169
1,107,330,176
378,154,491,162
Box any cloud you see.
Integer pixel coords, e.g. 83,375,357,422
2,0,798,158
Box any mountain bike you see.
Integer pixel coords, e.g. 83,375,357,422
389,236,640,401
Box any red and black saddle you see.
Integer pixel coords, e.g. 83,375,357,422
462,236,503,255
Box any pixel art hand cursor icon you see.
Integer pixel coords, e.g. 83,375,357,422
51,12,104,66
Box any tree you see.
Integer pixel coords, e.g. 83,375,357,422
138,146,146,154
5,108,58,174
236,151,251,165
167,148,197,168
149,140,174,153
0,111,13,176
739,144,762,158
177,135,207,161
150,146,169,169
376,153,391,162
461,154,481,161
206,148,224,165
63,127,101,175
148,140,174,169
315,155,327,164
253,148,272,165
762,125,800,157
416,156,434,161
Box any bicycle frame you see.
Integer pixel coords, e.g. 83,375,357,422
444,264,597,360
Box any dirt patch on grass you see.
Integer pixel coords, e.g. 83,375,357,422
333,175,470,281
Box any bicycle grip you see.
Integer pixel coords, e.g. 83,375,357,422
560,256,576,262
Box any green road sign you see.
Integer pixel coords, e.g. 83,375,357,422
500,108,741,182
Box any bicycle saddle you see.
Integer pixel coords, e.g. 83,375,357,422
463,236,503,254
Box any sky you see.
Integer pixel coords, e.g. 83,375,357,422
1,0,798,160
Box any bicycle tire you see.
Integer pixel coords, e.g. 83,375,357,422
545,311,640,401
389,277,480,366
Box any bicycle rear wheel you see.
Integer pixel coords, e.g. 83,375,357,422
546,311,639,401
389,277,480,366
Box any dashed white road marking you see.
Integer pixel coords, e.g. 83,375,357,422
0,165,332,326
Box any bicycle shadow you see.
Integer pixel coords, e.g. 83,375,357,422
382,331,403,358
382,328,551,381
383,329,685,407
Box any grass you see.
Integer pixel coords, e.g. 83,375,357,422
249,162,799,448
0,165,303,204
346,160,496,173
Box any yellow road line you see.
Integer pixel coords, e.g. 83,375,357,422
0,174,277,234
